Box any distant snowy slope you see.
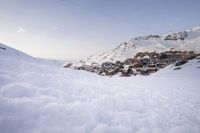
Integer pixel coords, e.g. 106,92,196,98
0,43,64,68
0,43,34,60
80,27,200,65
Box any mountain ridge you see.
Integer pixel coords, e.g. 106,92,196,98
66,27,200,76
78,27,200,65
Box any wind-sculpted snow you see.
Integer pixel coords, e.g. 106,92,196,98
0,44,200,133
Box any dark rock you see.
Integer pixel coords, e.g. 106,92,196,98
159,53,168,59
175,60,188,66
0,47,6,50
173,67,182,70
147,68,158,74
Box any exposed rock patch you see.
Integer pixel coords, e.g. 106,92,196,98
164,31,188,40
0,46,6,50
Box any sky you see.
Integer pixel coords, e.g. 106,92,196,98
0,0,200,60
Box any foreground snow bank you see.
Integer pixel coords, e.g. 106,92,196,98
0,44,200,133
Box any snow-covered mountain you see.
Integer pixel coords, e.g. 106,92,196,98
65,27,200,76
1,43,200,133
79,27,200,65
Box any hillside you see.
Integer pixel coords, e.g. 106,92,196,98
67,27,200,76
0,43,200,133
80,27,200,65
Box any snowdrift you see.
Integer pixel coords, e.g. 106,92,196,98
0,43,200,133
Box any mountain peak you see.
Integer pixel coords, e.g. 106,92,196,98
69,26,200,74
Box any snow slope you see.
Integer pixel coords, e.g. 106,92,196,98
0,43,200,133
80,27,200,65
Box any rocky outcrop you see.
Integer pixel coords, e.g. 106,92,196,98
164,31,188,40
0,46,6,50
135,35,161,41
63,63,73,68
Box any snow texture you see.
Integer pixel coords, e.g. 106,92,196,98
0,43,200,133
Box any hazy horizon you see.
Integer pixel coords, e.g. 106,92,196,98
0,0,200,60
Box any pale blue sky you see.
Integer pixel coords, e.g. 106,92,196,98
0,0,200,59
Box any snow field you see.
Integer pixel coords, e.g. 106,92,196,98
0,43,200,132
0,56,200,133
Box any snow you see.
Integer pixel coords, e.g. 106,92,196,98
143,55,150,59
79,27,200,66
1,43,200,133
